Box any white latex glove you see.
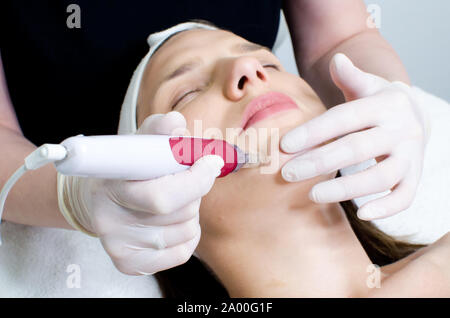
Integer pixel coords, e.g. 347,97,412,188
280,53,429,221
58,111,224,275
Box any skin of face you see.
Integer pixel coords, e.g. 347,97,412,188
137,28,344,279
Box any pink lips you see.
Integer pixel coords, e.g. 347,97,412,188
240,92,299,131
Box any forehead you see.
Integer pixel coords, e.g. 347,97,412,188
142,29,248,85
151,28,241,66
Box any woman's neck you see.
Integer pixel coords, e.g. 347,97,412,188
198,199,375,297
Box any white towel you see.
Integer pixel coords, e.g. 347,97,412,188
0,222,162,297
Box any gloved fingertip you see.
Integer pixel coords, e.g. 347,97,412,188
309,183,330,203
280,128,307,153
164,112,188,136
281,166,297,182
280,135,296,153
164,111,186,124
330,53,356,83
332,53,353,70
138,111,187,135
357,206,386,221
195,155,225,177
137,114,164,134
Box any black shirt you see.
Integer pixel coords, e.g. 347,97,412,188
0,1,281,145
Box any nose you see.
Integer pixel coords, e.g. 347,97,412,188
224,57,269,101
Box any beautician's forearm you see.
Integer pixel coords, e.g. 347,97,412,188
0,125,72,229
299,30,410,108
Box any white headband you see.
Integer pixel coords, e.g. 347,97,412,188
118,22,218,135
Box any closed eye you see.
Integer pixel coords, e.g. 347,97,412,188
172,89,201,109
262,63,281,71
171,64,279,109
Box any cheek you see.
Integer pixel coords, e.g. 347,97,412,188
277,73,326,113
179,96,232,138
198,179,238,237
198,157,337,242
137,88,172,128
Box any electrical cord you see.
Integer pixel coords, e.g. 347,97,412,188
0,144,67,245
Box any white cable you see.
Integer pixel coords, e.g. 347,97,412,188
0,144,67,245
0,165,27,245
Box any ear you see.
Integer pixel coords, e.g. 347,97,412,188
329,53,389,101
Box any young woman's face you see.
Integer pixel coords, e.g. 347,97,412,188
137,28,333,242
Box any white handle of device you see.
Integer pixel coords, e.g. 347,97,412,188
55,135,188,180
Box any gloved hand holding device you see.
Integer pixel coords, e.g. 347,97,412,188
58,111,224,275
281,53,429,221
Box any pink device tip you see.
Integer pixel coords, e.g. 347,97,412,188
168,137,247,177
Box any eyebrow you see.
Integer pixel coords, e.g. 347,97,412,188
161,42,271,85
231,42,272,54
163,60,202,82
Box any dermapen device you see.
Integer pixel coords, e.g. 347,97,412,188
0,135,254,244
